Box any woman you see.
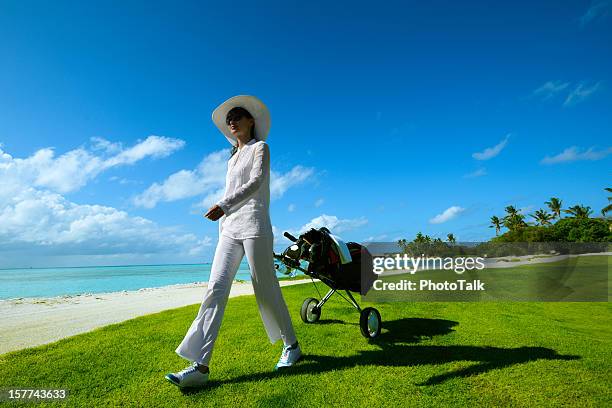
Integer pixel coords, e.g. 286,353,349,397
165,95,301,389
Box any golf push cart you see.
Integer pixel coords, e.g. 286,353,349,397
273,227,381,339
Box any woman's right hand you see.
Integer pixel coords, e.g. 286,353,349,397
204,205,225,221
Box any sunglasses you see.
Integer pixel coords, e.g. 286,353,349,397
225,111,250,125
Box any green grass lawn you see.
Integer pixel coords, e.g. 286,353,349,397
1,281,611,407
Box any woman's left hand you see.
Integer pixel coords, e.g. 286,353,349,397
204,205,225,221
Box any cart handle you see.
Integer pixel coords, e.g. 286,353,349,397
284,231,298,242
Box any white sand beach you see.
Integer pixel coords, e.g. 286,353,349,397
0,279,310,355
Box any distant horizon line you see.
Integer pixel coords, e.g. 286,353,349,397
0,261,224,271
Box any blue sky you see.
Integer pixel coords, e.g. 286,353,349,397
0,0,610,268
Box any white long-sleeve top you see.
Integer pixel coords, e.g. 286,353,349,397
216,138,273,239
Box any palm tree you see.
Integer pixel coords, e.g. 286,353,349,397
397,239,408,250
530,209,553,226
563,205,593,219
504,213,527,230
545,197,563,220
601,188,612,217
503,206,527,231
414,232,433,245
504,205,519,218
446,233,456,244
489,216,502,236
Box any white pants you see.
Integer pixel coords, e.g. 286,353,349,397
175,233,297,366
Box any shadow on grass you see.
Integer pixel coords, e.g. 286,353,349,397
314,319,352,325
180,317,579,393
376,317,458,343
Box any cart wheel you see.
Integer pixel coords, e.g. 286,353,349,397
300,297,321,323
359,307,381,338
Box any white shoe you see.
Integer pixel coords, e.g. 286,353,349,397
275,342,302,370
165,362,209,388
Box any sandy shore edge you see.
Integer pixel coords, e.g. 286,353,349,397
0,279,311,356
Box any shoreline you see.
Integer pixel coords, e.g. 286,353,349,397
1,278,249,303
0,278,311,356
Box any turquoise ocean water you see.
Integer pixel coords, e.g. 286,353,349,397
0,261,262,300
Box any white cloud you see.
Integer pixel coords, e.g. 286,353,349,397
108,176,139,185
270,165,315,199
134,149,229,209
90,136,123,154
363,234,388,242
287,203,296,212
314,198,324,207
188,236,213,256
136,151,316,209
541,146,612,164
192,188,227,213
0,136,184,194
272,225,290,245
0,145,212,267
563,81,603,107
429,206,465,224
580,0,611,27
463,168,487,178
472,134,510,160
102,135,185,168
532,81,571,100
0,188,213,256
273,214,368,244
27,147,105,193
531,80,604,107
298,214,368,234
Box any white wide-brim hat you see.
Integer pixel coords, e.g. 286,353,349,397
211,95,271,146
